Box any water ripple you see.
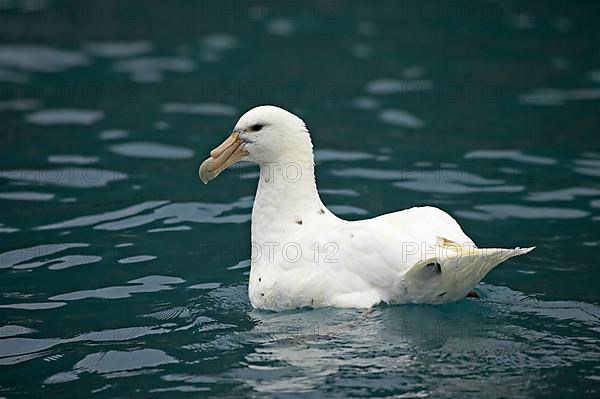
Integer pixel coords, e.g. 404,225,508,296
465,150,556,165
46,348,177,384
117,255,157,264
15,255,102,271
202,34,239,50
525,187,600,202
329,205,368,216
520,88,600,105
0,167,127,188
465,204,589,220
0,243,89,269
49,275,185,301
0,68,30,83
161,102,236,116
36,201,168,230
110,142,194,160
0,98,41,111
0,325,170,367
574,158,600,177
113,57,194,82
379,109,425,129
0,191,55,201
225,284,600,396
47,155,99,165
25,109,104,125
0,302,66,310
0,325,36,338
315,149,374,162
335,167,521,194
99,129,129,140
0,45,88,72
366,79,433,95
39,200,252,231
84,41,153,58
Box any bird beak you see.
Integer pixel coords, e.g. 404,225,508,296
199,132,247,184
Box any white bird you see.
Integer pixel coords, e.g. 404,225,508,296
199,105,534,311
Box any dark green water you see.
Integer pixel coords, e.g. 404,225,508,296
1,1,599,397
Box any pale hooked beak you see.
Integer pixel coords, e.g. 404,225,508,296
199,132,247,184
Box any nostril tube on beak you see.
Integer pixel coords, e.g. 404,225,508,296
199,132,246,184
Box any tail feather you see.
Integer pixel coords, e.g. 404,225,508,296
449,246,535,280
404,246,535,304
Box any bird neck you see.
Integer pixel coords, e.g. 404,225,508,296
251,150,327,240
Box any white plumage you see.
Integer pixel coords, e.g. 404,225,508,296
199,105,534,310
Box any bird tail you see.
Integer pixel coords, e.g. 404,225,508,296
404,244,535,304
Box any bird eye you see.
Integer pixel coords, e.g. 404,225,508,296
249,124,264,132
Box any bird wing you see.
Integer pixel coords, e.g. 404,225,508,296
291,206,474,304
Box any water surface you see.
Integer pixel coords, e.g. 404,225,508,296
1,1,599,398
